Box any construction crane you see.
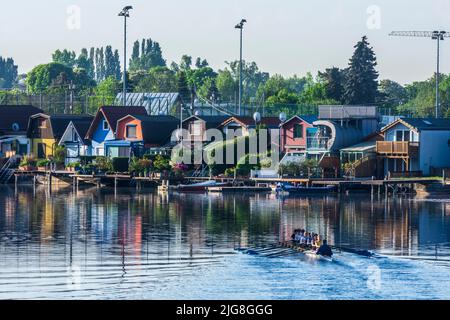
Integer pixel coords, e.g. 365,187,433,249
389,31,450,118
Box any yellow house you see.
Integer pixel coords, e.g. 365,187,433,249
27,114,57,158
27,114,93,159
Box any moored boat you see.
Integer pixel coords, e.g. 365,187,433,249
276,183,337,195
175,180,229,192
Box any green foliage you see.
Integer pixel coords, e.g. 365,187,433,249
129,38,166,72
0,56,18,89
26,63,73,93
153,154,171,172
344,36,379,104
133,66,177,92
53,146,66,165
52,49,77,68
94,156,113,172
19,155,36,167
278,159,319,177
66,161,81,168
36,159,50,167
319,67,346,103
177,71,191,104
216,69,236,102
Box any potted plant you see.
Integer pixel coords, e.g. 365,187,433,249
53,146,66,170
36,159,50,171
19,156,36,171
66,161,80,172
93,156,112,175
138,159,152,177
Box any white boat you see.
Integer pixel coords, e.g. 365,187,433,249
175,180,229,192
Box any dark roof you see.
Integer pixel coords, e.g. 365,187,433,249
383,118,450,132
85,105,148,139
182,115,229,129
139,115,179,145
0,105,43,134
49,115,94,140
70,116,94,144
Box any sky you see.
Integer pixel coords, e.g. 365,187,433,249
1,0,450,85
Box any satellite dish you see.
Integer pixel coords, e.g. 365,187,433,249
194,109,202,116
279,112,287,123
253,112,261,123
11,123,20,132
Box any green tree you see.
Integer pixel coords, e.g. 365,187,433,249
26,62,73,93
177,71,191,104
179,55,192,71
52,49,77,68
319,67,345,103
195,57,209,68
378,79,408,110
344,36,379,104
134,66,177,92
0,56,18,88
216,69,236,102
129,38,166,71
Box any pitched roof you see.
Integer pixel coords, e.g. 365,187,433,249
85,106,147,139
0,105,43,134
139,115,179,145
49,114,94,140
381,118,450,132
182,115,229,129
220,116,281,128
280,115,318,127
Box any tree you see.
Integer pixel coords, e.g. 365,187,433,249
226,60,269,104
129,38,166,72
216,69,236,102
177,71,191,104
344,36,379,104
179,55,192,71
378,79,408,110
52,49,77,68
0,56,18,88
134,66,177,92
26,62,73,93
195,57,209,68
319,67,345,103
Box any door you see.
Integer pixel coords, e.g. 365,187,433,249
37,143,45,158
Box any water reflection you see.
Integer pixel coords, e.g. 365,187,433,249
0,186,449,299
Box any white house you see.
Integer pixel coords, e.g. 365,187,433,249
377,118,450,176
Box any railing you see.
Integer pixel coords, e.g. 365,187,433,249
306,137,330,150
376,141,419,156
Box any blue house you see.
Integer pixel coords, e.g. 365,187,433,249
85,106,147,156
377,118,450,175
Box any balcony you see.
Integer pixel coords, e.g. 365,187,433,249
376,141,419,157
306,137,330,150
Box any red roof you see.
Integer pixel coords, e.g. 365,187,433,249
220,116,281,128
85,106,147,139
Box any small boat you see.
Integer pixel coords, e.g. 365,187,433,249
175,180,229,192
276,183,337,195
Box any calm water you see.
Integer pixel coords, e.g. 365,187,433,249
1,185,450,299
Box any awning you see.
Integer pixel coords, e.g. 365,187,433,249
104,140,135,147
0,136,28,144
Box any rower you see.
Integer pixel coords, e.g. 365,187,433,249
316,239,333,257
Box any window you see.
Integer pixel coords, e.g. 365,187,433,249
38,119,47,129
103,120,109,131
126,125,137,138
396,130,410,141
72,129,78,142
294,124,303,139
192,122,202,136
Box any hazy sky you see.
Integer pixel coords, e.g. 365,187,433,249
1,0,450,84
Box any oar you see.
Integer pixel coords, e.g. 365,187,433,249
331,245,374,257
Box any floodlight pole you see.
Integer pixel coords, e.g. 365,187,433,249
119,6,133,107
235,19,246,116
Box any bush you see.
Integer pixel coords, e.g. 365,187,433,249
36,159,50,167
20,155,36,167
112,157,129,173
94,156,113,172
66,161,81,168
53,146,66,165
153,154,171,172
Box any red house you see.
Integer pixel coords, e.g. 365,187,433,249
280,115,317,154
